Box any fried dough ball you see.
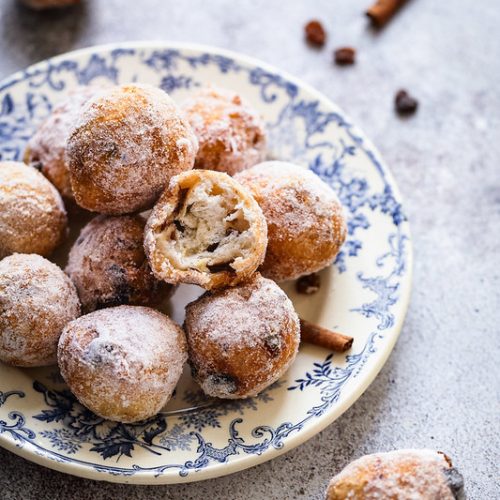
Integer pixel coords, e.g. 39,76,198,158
67,83,198,214
58,306,187,423
326,449,465,500
181,87,266,176
25,85,104,200
184,273,299,398
0,161,67,259
0,254,80,367
144,169,268,290
19,0,80,9
66,215,174,313
235,161,347,281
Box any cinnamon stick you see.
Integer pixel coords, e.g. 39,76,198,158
300,318,353,352
366,0,407,27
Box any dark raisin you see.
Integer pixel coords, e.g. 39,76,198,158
334,47,356,65
207,262,235,273
395,89,418,115
304,20,327,47
263,333,282,357
174,220,185,233
207,373,237,394
296,273,321,294
206,241,220,252
442,467,465,499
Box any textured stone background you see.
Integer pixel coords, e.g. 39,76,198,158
0,0,499,498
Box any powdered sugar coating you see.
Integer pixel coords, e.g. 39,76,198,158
26,85,105,200
181,86,266,176
58,306,187,423
0,161,67,259
235,161,347,281
184,273,300,398
67,83,198,214
326,449,464,500
145,169,268,290
0,254,80,367
66,214,173,313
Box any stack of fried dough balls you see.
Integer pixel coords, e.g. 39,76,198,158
0,80,347,424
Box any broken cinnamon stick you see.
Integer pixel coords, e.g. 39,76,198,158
366,0,407,27
300,318,353,352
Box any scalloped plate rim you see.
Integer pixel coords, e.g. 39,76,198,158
0,40,413,484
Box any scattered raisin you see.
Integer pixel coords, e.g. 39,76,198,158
334,47,356,65
296,273,321,295
395,89,418,115
304,20,327,47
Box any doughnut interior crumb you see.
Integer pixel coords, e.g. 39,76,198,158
156,175,258,274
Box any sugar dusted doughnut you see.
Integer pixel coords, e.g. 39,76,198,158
235,161,347,281
0,254,80,367
0,161,67,259
184,273,299,398
326,449,465,500
58,306,187,423
26,85,104,200
67,83,198,214
181,87,266,176
144,169,267,290
66,214,174,313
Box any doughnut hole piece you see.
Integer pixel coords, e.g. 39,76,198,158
25,85,105,201
66,215,174,314
144,169,268,290
0,254,80,367
67,83,198,215
58,306,187,423
184,273,300,398
19,0,80,9
0,161,67,259
235,161,347,282
326,449,465,500
181,87,266,176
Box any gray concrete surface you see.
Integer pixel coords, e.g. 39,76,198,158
0,0,499,498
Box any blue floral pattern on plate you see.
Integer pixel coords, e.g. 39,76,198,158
0,42,411,484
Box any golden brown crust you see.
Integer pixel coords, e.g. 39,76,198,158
67,83,197,215
26,85,105,200
181,87,267,176
184,274,300,398
144,169,268,290
235,161,347,281
326,450,464,500
0,161,67,259
57,306,187,423
66,214,174,313
0,254,80,367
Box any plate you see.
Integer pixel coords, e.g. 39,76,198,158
0,42,412,484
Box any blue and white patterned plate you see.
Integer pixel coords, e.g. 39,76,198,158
0,42,412,484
